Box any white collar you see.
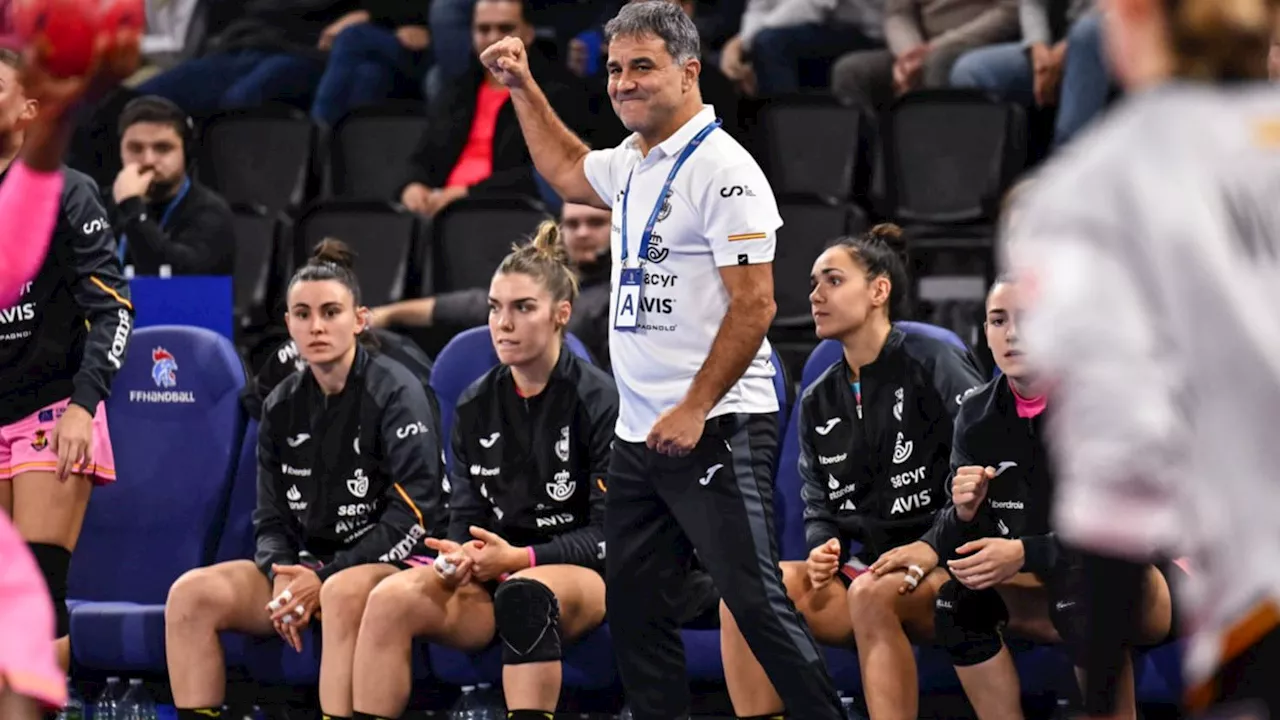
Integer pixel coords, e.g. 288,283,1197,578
624,105,717,159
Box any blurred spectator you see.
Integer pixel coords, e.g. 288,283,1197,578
310,1,432,126
719,0,885,97
1269,22,1279,79
126,0,202,84
949,1,1109,148
398,0,591,216
370,202,612,368
109,96,235,275
830,0,1019,110
133,0,354,115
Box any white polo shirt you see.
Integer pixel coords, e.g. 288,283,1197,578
583,104,781,443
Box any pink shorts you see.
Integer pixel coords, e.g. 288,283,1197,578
0,513,66,709
0,398,116,485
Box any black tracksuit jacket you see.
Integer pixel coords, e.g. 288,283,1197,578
928,376,1072,576
255,344,447,581
799,326,986,565
447,348,616,571
0,166,133,424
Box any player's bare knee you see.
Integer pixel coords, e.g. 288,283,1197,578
165,568,234,627
780,562,810,600
319,572,370,631
847,571,894,623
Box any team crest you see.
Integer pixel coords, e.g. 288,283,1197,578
30,430,48,451
347,468,369,498
893,387,904,422
546,469,575,502
554,426,570,462
151,348,178,388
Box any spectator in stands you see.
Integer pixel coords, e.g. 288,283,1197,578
930,277,1176,720
720,225,986,720
370,202,613,368
134,0,365,116
309,4,432,127
127,0,201,85
718,0,885,97
949,1,1110,148
346,223,671,720
110,96,235,275
1270,22,1280,80
0,47,137,673
163,240,446,720
830,0,1019,110
399,0,590,217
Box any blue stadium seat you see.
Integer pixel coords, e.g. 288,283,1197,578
69,326,247,672
214,419,259,564
430,326,592,466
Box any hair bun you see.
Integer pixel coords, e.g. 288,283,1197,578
311,237,357,271
867,223,906,252
528,220,570,265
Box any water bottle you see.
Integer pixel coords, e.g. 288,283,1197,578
450,685,479,720
117,679,157,720
94,677,122,720
56,681,84,720
475,682,504,719
616,707,633,720
1050,696,1075,720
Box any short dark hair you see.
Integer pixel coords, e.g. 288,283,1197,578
117,95,190,145
605,0,700,64
474,0,532,26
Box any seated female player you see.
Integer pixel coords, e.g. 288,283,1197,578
163,240,447,720
930,276,1175,720
347,222,718,720
720,224,987,720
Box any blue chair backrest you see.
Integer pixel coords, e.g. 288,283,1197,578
778,321,970,561
430,326,593,465
214,419,260,563
69,326,246,603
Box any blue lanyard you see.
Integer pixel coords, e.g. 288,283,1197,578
118,176,192,264
620,119,721,266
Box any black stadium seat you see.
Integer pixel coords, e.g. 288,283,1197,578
772,194,863,328
229,202,279,330
328,104,430,201
294,201,421,307
431,196,551,293
198,106,317,214
876,89,1026,226
760,96,866,202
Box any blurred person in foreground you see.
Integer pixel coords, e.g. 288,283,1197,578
1003,0,1280,716
0,28,139,716
0,35,139,674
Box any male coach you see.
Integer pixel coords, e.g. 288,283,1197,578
479,3,844,718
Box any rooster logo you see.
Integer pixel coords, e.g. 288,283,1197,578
151,347,178,388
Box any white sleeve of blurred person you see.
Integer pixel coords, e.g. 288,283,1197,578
1001,200,1189,563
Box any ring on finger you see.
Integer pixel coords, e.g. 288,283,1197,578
907,564,924,578
293,604,306,618
902,573,920,589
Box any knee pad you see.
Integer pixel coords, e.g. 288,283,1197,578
1047,572,1087,666
933,580,1008,667
28,542,71,637
493,578,562,666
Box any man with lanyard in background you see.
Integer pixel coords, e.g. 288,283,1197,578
110,95,235,276
478,1,845,718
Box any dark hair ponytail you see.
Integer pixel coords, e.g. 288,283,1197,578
830,223,911,321
288,238,379,348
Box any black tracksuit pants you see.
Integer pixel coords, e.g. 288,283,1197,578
604,412,843,720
